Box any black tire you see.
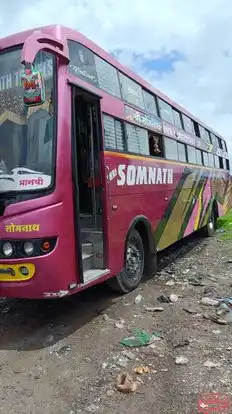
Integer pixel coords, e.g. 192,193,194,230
107,229,145,294
203,210,216,237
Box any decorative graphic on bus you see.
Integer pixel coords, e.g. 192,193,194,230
21,67,45,106
124,105,162,133
0,168,51,192
107,164,173,186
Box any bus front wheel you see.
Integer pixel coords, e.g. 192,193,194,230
108,229,145,294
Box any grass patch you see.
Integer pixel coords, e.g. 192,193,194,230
217,209,232,241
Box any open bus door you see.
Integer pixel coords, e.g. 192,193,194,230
71,85,109,285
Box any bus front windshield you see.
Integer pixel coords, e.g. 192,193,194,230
0,48,55,194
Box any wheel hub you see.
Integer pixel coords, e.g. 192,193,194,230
126,244,142,282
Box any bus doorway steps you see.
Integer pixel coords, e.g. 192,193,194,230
81,240,109,284
82,268,110,284
81,229,104,269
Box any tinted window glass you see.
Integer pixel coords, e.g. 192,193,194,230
126,123,149,155
214,155,220,168
196,149,203,165
158,99,174,124
194,122,200,137
183,115,194,134
211,133,218,147
217,137,223,149
226,159,230,170
103,115,125,150
199,126,211,143
221,140,227,151
187,145,197,164
208,153,214,167
203,152,209,166
68,40,98,86
177,142,186,162
173,109,182,129
95,55,121,98
143,90,158,115
223,158,227,170
68,41,121,98
164,137,178,160
119,73,145,109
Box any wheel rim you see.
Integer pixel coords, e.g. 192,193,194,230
208,220,214,231
125,240,144,284
208,213,215,231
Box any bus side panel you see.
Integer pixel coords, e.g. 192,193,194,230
104,152,232,277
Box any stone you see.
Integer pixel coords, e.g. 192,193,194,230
170,294,178,303
175,356,188,365
135,295,143,304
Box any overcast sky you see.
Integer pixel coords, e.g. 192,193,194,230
1,0,232,153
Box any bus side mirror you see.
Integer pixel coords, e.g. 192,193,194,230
21,30,70,66
21,30,70,107
21,65,45,106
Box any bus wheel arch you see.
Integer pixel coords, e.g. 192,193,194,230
107,217,157,294
132,217,157,275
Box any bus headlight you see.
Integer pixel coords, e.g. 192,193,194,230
23,241,34,256
2,242,13,257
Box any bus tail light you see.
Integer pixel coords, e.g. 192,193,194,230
41,240,52,253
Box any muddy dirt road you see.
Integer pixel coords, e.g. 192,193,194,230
1,231,232,414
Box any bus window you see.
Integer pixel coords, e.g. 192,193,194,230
149,133,163,157
183,115,194,135
173,109,182,129
214,155,220,168
196,149,203,165
158,99,174,124
177,142,187,162
203,152,209,166
223,158,227,170
219,157,224,169
103,115,125,151
164,137,178,160
126,123,149,155
211,133,218,147
193,122,200,137
187,145,197,164
199,126,211,143
222,140,227,151
143,90,158,116
217,137,223,149
208,153,214,167
119,73,145,109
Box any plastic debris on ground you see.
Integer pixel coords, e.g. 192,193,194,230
120,329,163,348
144,306,164,312
207,297,232,325
200,297,219,306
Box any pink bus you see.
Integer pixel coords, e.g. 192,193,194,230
0,25,231,299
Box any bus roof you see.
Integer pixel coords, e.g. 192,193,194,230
0,24,225,141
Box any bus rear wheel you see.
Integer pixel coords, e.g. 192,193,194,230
203,210,216,237
108,229,145,294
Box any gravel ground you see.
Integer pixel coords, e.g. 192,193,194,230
1,230,232,414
